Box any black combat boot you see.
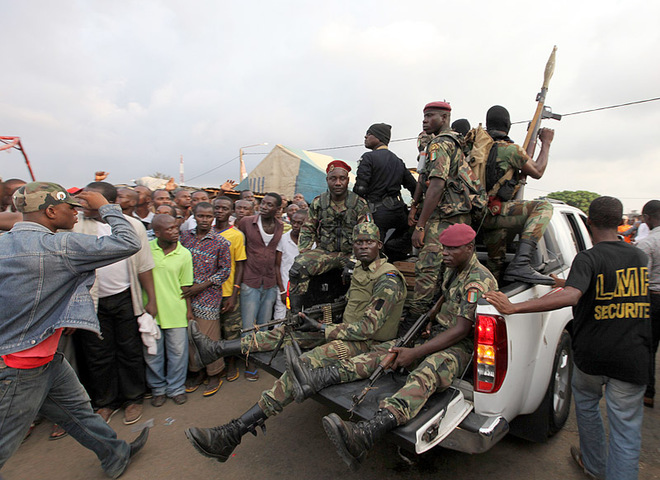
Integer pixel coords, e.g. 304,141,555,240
503,239,554,285
322,410,398,471
189,320,242,366
185,403,267,462
284,344,341,403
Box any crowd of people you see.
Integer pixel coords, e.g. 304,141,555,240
0,100,657,480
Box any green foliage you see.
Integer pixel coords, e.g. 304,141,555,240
547,190,600,213
151,172,172,180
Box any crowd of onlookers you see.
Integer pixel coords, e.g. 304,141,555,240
0,176,314,441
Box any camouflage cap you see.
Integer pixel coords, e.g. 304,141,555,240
353,222,380,241
13,182,83,213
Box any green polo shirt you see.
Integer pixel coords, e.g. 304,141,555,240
148,239,194,329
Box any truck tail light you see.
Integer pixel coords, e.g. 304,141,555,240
475,314,508,393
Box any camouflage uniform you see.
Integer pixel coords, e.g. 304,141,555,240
333,253,496,425
247,252,407,417
289,191,370,298
411,134,471,318
482,140,553,279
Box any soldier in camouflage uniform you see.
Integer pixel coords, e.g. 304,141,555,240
288,160,371,313
285,224,497,470
481,105,555,284
407,102,474,321
184,222,407,462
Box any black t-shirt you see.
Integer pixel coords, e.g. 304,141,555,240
566,240,652,385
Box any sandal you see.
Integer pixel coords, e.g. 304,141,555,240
49,424,68,441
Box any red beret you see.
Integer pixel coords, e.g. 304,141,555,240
424,101,452,112
326,160,351,174
439,224,476,247
67,187,83,195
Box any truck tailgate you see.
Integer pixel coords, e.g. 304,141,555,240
251,351,474,454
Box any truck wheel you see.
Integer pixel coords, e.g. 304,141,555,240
547,329,573,436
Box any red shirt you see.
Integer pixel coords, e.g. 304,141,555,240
2,329,64,369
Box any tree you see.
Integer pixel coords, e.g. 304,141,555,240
151,171,172,180
547,190,600,214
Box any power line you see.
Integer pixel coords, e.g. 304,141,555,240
187,96,660,180
511,96,660,125
186,155,239,182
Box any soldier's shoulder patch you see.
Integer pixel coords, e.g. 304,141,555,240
465,282,485,304
385,272,398,277
466,288,481,304
465,281,485,291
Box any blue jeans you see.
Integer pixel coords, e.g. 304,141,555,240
0,353,130,478
240,284,278,337
144,327,188,397
572,364,645,480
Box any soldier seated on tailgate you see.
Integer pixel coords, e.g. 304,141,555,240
184,222,407,462
287,160,371,314
285,224,497,470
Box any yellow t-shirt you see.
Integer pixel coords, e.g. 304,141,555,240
217,226,247,297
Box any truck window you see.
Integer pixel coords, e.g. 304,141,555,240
542,225,563,271
563,212,587,252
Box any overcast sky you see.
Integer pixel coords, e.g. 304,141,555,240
1,0,658,212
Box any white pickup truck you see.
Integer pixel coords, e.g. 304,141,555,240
252,200,591,455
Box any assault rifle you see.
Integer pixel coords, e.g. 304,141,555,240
350,294,446,411
242,296,348,366
516,45,562,199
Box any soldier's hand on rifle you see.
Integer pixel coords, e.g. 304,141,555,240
389,346,418,369
538,128,554,144
295,312,323,332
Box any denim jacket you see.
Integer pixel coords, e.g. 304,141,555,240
0,204,141,355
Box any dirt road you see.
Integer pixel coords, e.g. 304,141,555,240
4,363,660,480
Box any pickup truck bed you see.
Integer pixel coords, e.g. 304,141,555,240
250,349,509,454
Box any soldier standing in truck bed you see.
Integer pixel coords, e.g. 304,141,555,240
353,123,416,261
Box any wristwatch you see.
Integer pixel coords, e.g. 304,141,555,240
415,225,425,232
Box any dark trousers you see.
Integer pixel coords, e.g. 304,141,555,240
647,293,660,399
372,204,411,262
76,289,146,408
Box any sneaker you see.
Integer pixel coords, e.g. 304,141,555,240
171,394,188,405
245,369,259,381
96,407,119,424
150,395,167,408
124,403,143,425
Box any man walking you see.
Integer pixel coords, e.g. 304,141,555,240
0,182,148,478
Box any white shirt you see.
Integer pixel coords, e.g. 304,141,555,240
95,222,131,298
